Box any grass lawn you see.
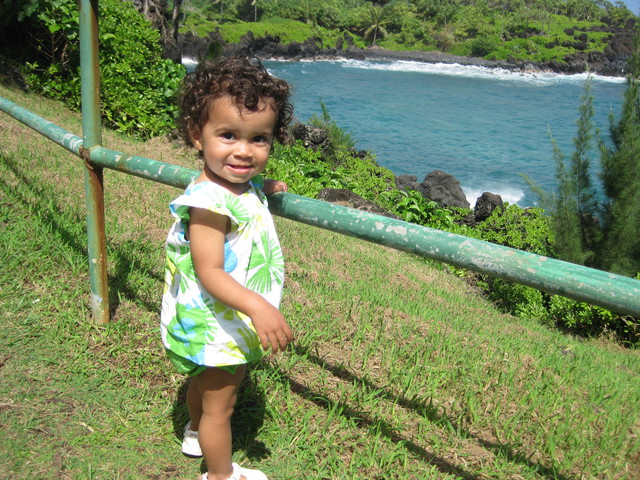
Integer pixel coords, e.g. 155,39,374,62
1,84,639,479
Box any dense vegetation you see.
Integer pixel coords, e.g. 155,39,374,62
265,104,640,346
1,0,186,138
2,0,637,139
178,0,636,63
0,0,638,343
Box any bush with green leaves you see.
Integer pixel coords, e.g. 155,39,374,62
470,35,500,57
266,142,343,198
268,127,637,344
466,203,637,344
268,141,455,232
266,141,397,202
309,100,357,151
23,0,185,139
380,188,454,230
474,203,554,256
475,276,635,345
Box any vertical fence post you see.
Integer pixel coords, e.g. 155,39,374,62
79,0,110,323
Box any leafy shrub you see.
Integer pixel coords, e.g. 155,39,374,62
547,296,638,345
474,204,554,256
332,151,396,200
380,188,454,230
98,0,185,138
267,142,343,198
465,203,638,344
267,141,396,203
470,35,499,57
309,100,356,151
433,27,456,51
485,279,546,318
268,131,637,345
24,0,185,139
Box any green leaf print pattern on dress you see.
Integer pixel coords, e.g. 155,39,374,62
247,230,284,294
160,181,284,375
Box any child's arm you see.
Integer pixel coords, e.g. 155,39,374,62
189,206,292,354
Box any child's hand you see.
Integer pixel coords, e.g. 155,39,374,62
263,179,288,194
250,303,293,354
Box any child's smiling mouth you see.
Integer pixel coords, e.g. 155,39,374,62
226,164,253,174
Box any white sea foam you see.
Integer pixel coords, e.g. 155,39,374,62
182,56,198,71
463,186,525,208
335,58,626,86
191,55,624,86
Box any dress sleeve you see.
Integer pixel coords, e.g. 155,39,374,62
169,182,252,227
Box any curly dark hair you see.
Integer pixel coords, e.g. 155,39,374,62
177,56,293,146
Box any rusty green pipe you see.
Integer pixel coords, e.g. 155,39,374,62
0,97,198,187
267,193,640,317
2,95,639,317
80,0,109,323
0,97,84,154
90,147,198,188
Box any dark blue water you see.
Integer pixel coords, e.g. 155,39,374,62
262,59,626,207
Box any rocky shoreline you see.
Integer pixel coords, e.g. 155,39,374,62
171,24,635,77
339,47,523,71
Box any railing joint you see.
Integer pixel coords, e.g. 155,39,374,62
79,145,94,167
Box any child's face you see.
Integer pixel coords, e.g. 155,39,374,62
192,95,276,194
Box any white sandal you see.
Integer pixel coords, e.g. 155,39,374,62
182,421,203,458
201,463,268,480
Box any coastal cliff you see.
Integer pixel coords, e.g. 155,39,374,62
169,21,635,77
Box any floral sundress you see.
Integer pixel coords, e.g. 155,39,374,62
160,179,284,374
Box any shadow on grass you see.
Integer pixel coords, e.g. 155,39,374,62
170,371,270,471
108,236,164,313
291,343,570,480
1,152,163,316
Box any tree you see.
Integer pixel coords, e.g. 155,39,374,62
360,4,389,46
18,0,185,139
528,81,599,265
416,0,461,25
598,33,640,275
213,0,224,18
171,0,184,40
570,81,600,248
530,34,640,277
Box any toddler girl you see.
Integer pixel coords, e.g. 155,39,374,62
160,57,294,480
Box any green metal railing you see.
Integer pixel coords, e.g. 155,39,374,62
1,0,639,322
2,93,640,319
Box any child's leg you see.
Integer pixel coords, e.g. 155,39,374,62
186,378,203,430
193,365,247,480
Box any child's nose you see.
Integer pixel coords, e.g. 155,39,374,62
234,140,251,157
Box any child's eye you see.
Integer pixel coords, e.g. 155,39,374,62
221,132,234,140
253,135,270,144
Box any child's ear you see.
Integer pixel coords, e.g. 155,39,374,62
190,129,203,151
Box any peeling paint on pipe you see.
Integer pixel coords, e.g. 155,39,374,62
0,97,199,188
267,193,640,317
89,147,198,188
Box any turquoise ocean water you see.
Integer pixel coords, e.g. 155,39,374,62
184,57,627,207
263,59,626,207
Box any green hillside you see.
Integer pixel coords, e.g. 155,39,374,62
1,80,639,480
178,0,637,64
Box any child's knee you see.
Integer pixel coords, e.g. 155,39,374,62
196,366,246,417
